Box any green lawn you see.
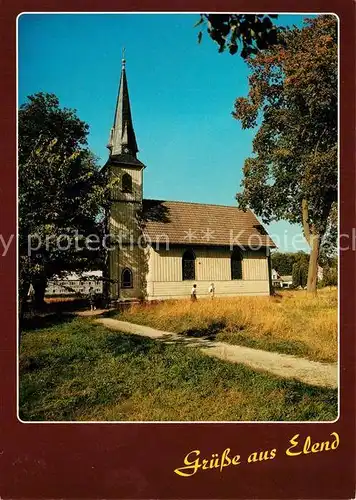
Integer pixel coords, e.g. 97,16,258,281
19,315,337,422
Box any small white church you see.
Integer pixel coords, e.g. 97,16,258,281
105,57,276,301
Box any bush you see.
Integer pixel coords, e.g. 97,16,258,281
322,266,338,286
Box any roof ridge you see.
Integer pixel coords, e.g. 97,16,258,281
143,198,251,211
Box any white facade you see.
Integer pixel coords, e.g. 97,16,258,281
145,246,270,299
45,271,103,296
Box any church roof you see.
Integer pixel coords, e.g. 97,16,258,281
141,199,276,248
108,153,145,168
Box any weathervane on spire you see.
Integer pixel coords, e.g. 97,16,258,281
122,47,126,69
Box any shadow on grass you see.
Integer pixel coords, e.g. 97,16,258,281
157,334,216,348
101,309,121,319
21,312,76,332
99,314,314,360
179,321,226,341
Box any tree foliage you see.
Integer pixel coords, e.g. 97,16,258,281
19,93,89,164
321,265,338,287
18,93,107,310
195,14,282,58
292,257,309,288
271,251,308,276
233,16,337,292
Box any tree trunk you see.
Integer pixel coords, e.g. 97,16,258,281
33,277,47,310
302,199,311,245
307,232,320,294
302,199,320,294
267,249,274,296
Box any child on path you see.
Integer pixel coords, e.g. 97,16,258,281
88,286,96,311
191,284,197,301
208,282,215,299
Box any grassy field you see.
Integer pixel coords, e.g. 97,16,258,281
116,288,337,363
19,316,337,422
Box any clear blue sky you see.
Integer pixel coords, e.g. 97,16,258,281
18,13,313,252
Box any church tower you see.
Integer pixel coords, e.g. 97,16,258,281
106,53,147,301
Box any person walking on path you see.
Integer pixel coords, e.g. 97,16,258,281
208,282,215,299
191,284,197,301
88,286,96,311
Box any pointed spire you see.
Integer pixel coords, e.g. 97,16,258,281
107,51,139,158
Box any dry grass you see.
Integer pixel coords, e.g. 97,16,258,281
118,288,337,363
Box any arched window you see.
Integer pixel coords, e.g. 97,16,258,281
122,173,133,193
231,248,243,280
182,249,196,281
121,268,133,288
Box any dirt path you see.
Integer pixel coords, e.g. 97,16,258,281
75,309,114,317
95,318,338,389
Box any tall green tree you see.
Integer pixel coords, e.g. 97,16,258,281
292,260,309,288
18,93,107,312
233,16,337,293
19,93,89,164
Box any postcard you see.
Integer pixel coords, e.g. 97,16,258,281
0,2,355,499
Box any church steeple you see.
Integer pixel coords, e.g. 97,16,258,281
107,51,139,158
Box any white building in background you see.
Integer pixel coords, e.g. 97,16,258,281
271,269,293,289
271,269,280,281
45,270,103,296
280,275,293,288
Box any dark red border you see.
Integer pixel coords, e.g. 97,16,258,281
1,1,355,498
